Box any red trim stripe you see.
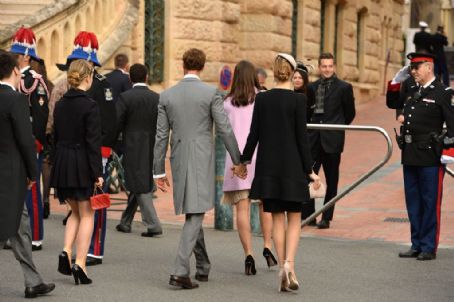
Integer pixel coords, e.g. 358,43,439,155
93,210,102,255
411,57,434,63
31,183,40,240
435,166,444,252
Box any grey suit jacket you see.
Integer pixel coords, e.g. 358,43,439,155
153,77,240,215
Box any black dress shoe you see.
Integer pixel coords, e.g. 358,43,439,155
194,272,208,282
398,249,420,258
24,283,55,298
307,219,317,227
32,245,42,251
86,256,103,266
141,231,163,237
317,220,330,229
169,275,199,289
116,224,131,233
416,252,436,261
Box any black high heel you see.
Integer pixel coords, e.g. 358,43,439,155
245,255,257,275
58,251,71,275
71,264,92,285
263,248,278,268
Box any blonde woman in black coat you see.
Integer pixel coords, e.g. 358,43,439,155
51,60,103,285
241,53,320,292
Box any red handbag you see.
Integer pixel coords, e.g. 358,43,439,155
90,186,111,210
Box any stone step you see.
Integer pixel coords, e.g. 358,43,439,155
0,0,54,25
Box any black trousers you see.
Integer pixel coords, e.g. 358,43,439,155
305,150,341,221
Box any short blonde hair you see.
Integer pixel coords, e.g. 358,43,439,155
67,59,93,88
273,56,293,82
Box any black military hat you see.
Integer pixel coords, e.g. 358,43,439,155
407,52,435,68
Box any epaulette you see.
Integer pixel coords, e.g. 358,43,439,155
95,73,106,81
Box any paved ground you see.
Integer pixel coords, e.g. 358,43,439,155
1,216,454,302
3,94,453,301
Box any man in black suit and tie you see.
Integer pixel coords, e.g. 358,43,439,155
307,52,356,229
115,64,162,237
0,51,55,298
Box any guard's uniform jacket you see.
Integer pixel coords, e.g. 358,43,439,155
19,67,49,147
87,71,117,148
401,80,454,166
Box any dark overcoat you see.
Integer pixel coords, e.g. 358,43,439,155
87,72,117,148
50,89,103,188
0,85,37,240
105,69,132,101
307,78,356,154
116,86,159,193
241,89,313,202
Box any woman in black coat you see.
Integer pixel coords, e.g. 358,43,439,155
51,60,103,285
241,53,320,292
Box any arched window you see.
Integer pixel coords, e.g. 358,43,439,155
357,8,367,80
50,30,60,65
63,22,72,57
95,0,102,31
75,14,82,32
37,37,46,63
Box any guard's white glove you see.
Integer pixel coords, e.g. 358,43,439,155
391,66,410,84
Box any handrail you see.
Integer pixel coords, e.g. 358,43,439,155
447,167,454,177
301,124,393,227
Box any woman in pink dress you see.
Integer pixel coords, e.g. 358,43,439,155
223,60,277,275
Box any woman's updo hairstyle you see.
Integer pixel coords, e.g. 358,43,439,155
67,59,93,88
273,53,297,82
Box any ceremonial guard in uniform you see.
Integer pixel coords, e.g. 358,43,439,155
54,31,116,266
10,27,49,251
397,53,454,261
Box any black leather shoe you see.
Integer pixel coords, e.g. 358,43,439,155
195,273,209,282
141,231,163,237
416,252,436,261
398,249,420,258
24,283,55,298
169,275,199,289
86,256,103,266
317,220,330,229
32,245,42,251
116,224,131,233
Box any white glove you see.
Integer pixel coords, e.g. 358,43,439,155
391,66,410,84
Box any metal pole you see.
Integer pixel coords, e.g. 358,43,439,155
301,124,393,227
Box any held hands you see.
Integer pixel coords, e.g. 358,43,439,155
231,164,247,180
156,176,171,192
95,177,104,188
309,171,321,190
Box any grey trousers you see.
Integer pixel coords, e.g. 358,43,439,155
0,207,43,287
119,192,162,233
174,213,211,277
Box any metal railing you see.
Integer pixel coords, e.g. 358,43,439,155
301,124,393,227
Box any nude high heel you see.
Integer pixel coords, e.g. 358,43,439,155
284,260,299,291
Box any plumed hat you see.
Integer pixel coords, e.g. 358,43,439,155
9,27,42,62
58,31,101,69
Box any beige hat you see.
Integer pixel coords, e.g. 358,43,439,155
419,21,428,28
277,53,297,70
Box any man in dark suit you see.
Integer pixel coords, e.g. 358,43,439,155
432,25,449,86
413,21,433,54
307,52,356,229
105,53,132,101
0,52,55,299
115,64,162,237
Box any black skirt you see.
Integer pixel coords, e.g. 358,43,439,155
262,199,302,213
56,187,92,204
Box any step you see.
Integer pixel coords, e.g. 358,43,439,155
0,4,48,11
0,0,52,4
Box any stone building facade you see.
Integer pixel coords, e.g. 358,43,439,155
0,0,406,101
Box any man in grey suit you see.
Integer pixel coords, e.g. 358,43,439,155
115,64,162,237
0,52,55,298
154,48,245,289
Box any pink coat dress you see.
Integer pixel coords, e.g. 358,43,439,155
222,96,257,192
